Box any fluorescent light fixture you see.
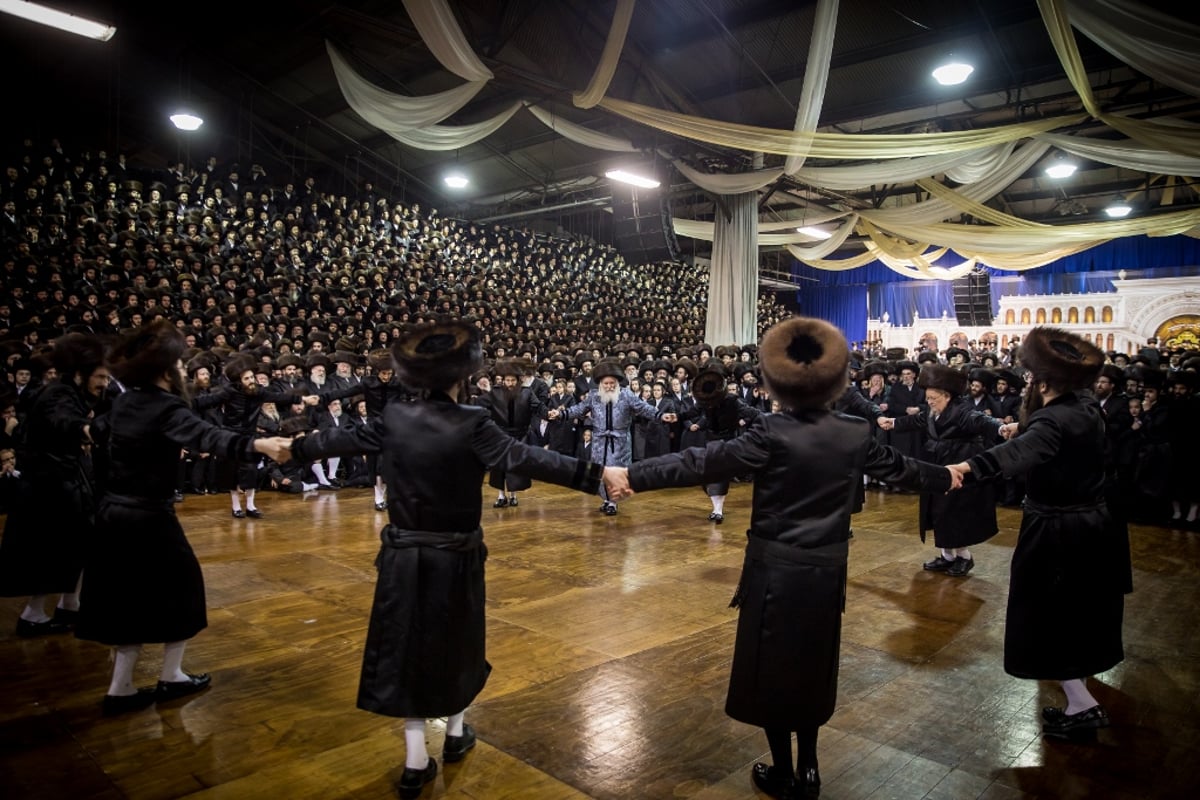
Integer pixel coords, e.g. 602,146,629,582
796,226,833,240
1044,155,1077,179
1104,198,1132,218
931,61,973,86
0,0,116,41
170,113,203,131
443,173,469,189
605,169,660,189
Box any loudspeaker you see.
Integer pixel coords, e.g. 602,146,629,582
610,184,679,263
952,271,993,326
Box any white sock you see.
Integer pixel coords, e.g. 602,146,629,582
302,482,319,492
497,491,506,501
1061,678,1099,715
374,479,386,504
711,495,725,514
327,457,340,481
941,548,955,561
957,547,972,560
245,489,257,511
447,711,465,738
108,645,142,696
160,640,189,683
230,491,242,512
58,574,84,611
20,595,50,623
404,718,429,769
1172,502,1182,520
312,463,330,485
508,492,517,502
1188,504,1199,523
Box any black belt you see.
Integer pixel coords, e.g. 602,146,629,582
1023,498,1105,515
380,525,483,552
102,493,174,513
745,535,850,567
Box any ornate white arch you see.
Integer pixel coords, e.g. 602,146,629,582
1118,278,1200,340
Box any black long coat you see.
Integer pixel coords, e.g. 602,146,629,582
893,402,1002,548
0,381,97,596
882,381,926,459
293,393,601,718
967,393,1128,680
629,411,950,728
76,386,262,645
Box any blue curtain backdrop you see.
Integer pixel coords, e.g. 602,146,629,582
789,235,1200,339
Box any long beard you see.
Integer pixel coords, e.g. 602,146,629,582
1019,388,1044,427
242,382,260,396
598,386,619,405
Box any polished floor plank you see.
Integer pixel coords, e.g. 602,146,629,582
2,482,1199,799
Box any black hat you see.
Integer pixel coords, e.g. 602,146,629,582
391,320,482,390
916,351,940,365
895,360,919,375
995,368,1026,390
673,358,698,380
967,368,997,388
945,346,970,364
367,349,394,372
331,350,357,365
1097,364,1124,386
862,360,891,379
223,353,257,382
918,364,968,396
1018,327,1104,391
691,364,729,406
1139,368,1165,390
757,317,849,410
305,353,331,371
279,416,311,437
591,360,624,382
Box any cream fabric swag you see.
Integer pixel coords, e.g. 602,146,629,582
573,0,636,109
401,0,494,82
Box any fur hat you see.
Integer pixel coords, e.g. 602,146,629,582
995,368,1026,391
944,346,970,364
492,358,526,378
918,363,968,396
1139,368,1165,390
862,360,891,379
895,360,919,376
714,345,739,359
967,368,996,389
330,350,358,365
1018,327,1104,391
1097,363,1125,386
691,364,729,406
367,348,394,373
278,416,311,437
305,352,331,371
916,351,940,366
276,353,304,370
109,320,186,388
673,358,698,379
391,320,482,390
223,353,257,382
757,317,849,410
591,360,624,382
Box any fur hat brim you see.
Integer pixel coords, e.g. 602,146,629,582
758,317,849,410
591,360,624,382
691,365,729,405
1018,327,1105,390
391,320,482,390
918,364,968,396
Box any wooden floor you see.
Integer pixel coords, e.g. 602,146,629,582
2,482,1198,800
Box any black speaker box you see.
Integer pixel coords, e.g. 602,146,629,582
952,272,993,327
610,184,679,263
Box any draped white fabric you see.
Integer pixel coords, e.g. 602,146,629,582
863,141,1051,226
1066,0,1200,100
383,102,524,151
784,213,859,259
943,141,1018,184
1037,133,1200,177
573,0,636,108
783,0,838,174
674,210,852,243
327,42,485,132
525,104,638,152
401,0,494,82
788,143,1013,190
673,160,784,194
706,193,760,345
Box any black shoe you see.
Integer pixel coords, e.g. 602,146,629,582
604,502,618,516
442,723,476,763
156,672,212,702
708,512,724,523
15,617,72,637
245,508,263,518
947,557,975,577
493,497,508,508
232,509,246,519
397,757,437,798
1042,704,1110,739
507,496,518,507
923,555,955,571
319,482,338,491
375,501,387,511
172,490,185,503
102,687,157,716
750,762,795,799
796,765,821,797
51,607,79,626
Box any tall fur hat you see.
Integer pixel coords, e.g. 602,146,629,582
1097,363,1125,386
305,352,331,371
367,348,394,373
673,357,698,379
691,363,729,406
916,351,940,366
591,360,624,382
862,360,891,379
1018,327,1104,391
757,317,849,410
895,360,920,376
223,353,257,382
278,416,311,437
492,358,525,378
967,367,997,388
109,320,186,388
391,320,482,390
995,368,1026,391
276,353,304,370
944,346,970,364
918,363,968,396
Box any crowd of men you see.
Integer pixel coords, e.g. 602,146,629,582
0,136,1197,526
